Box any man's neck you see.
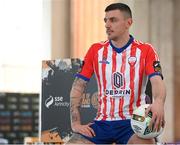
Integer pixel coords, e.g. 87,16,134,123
111,34,130,49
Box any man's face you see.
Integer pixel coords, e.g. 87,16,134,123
104,10,132,40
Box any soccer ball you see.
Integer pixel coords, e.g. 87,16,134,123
130,104,163,139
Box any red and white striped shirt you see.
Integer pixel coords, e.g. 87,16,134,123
77,36,162,121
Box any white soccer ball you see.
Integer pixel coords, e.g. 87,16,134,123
130,104,163,139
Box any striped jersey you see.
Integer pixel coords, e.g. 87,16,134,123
76,35,162,121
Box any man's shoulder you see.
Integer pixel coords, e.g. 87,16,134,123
87,40,109,54
133,39,154,50
91,40,109,49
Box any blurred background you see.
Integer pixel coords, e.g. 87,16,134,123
0,0,179,143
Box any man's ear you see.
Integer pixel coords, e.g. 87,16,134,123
126,18,133,28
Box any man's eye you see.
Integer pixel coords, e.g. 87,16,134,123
110,18,116,22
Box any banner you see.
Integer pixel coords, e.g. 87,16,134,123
41,59,98,140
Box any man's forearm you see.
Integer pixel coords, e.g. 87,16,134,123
150,76,166,104
70,77,87,126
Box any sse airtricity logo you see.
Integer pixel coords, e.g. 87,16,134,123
45,95,54,108
45,96,70,108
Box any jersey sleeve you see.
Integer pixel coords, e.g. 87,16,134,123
145,44,163,79
76,45,94,81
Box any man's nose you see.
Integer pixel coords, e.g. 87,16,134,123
105,20,111,28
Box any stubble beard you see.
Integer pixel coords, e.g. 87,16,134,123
107,34,118,41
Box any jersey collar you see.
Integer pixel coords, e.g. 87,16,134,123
109,35,134,53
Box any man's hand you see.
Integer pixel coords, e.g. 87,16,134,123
72,123,95,137
145,99,165,132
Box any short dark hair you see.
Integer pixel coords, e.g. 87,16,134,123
105,3,132,18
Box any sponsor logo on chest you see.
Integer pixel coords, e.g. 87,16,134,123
105,72,131,97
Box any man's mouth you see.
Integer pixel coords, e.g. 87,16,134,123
106,30,113,34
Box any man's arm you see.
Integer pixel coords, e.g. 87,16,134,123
146,75,166,131
70,77,87,126
70,77,95,137
151,76,166,104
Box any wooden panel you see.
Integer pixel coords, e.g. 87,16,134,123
51,0,70,59
70,0,118,58
174,0,180,142
149,0,174,142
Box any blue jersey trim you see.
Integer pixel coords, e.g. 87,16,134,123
148,72,163,79
110,35,134,53
75,74,90,81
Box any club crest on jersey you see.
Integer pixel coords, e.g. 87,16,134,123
99,57,110,64
128,56,137,66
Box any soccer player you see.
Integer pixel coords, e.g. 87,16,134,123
68,3,166,144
